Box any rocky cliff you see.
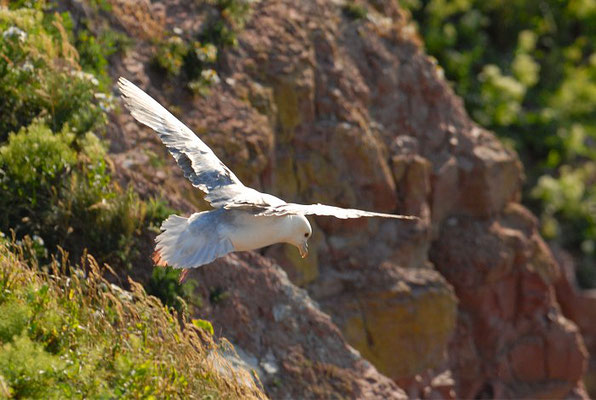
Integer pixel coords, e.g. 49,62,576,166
71,0,590,397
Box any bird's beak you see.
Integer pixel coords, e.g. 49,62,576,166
298,242,309,258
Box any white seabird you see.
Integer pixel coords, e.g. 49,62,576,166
118,77,417,281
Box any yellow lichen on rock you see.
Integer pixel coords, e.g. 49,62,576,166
342,269,457,380
274,81,302,138
282,241,319,286
273,155,300,200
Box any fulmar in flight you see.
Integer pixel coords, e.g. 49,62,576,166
118,77,418,281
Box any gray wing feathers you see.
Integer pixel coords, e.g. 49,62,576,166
154,212,235,269
118,77,417,221
118,77,243,195
256,203,419,220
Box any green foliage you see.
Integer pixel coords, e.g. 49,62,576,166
343,2,368,20
192,319,215,336
0,242,264,399
0,5,171,273
203,0,251,47
0,7,107,140
75,26,132,90
84,0,113,13
0,119,146,270
152,33,222,96
189,67,221,96
532,164,595,287
152,0,250,95
6,0,47,11
402,0,596,287
0,333,64,399
0,7,251,397
152,34,221,96
146,267,199,313
0,301,31,343
0,121,75,207
210,287,230,304
153,35,189,76
145,197,178,229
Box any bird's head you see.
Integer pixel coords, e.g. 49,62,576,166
287,214,312,258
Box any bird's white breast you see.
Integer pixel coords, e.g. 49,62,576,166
226,212,293,252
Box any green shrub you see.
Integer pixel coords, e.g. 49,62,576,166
153,35,189,76
76,26,132,90
343,2,368,20
146,267,199,313
0,300,31,343
531,163,595,287
204,0,251,47
145,197,177,229
151,0,249,95
0,5,174,275
59,181,148,269
0,8,106,140
0,121,75,212
152,34,222,96
0,119,146,270
0,333,64,399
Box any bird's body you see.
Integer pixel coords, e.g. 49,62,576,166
227,212,310,252
154,209,311,264
117,77,417,278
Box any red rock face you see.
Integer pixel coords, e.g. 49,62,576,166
188,252,407,399
431,205,588,398
554,249,596,397
86,0,590,397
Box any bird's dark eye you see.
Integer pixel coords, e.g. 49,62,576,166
304,232,309,238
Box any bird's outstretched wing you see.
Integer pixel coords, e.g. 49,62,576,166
118,78,417,221
254,203,418,220
118,77,281,208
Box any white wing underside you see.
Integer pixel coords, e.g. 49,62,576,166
118,77,282,209
254,203,418,220
118,77,416,221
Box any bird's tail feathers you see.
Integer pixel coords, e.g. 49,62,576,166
152,212,234,276
153,214,189,267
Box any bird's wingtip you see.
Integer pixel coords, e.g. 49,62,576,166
117,77,135,95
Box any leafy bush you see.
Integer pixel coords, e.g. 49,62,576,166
152,34,221,96
146,266,199,312
0,7,232,393
0,7,107,140
0,121,76,215
532,164,595,287
0,118,147,271
343,2,368,20
201,0,251,47
151,0,250,95
153,35,189,76
75,25,132,90
0,241,264,399
0,5,173,274
402,0,596,287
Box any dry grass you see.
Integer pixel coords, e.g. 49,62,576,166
0,239,267,399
